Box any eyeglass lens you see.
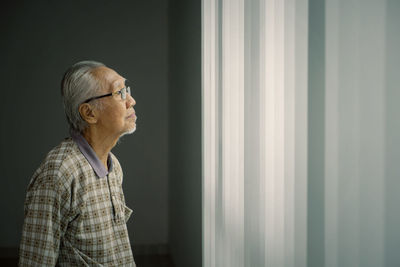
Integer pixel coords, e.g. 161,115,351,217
121,86,131,100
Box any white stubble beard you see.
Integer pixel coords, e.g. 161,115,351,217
120,117,137,137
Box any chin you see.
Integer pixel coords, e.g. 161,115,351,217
120,126,136,137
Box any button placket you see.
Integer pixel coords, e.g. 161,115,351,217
107,174,124,223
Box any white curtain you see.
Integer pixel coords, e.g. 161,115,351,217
203,0,307,266
203,0,399,267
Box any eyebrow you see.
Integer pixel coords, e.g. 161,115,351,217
112,78,127,89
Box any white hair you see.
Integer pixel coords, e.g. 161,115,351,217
61,60,105,133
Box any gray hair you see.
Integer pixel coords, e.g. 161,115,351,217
61,60,105,133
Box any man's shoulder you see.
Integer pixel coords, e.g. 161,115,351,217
44,137,82,168
30,138,83,186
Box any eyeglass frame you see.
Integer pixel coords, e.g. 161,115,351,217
82,84,131,104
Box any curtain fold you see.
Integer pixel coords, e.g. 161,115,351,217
203,0,395,266
203,0,308,266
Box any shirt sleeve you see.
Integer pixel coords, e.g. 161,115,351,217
19,168,71,267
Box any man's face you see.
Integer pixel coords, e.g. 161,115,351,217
92,66,137,138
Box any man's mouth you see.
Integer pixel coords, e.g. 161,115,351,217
127,113,136,119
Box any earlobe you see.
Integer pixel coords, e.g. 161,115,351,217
79,103,98,124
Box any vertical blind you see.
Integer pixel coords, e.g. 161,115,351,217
203,0,399,266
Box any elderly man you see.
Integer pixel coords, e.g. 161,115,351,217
19,61,137,266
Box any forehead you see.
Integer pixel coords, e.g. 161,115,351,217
92,66,125,92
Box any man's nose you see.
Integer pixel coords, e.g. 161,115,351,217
126,94,136,108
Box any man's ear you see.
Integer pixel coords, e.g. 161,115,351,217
79,103,98,124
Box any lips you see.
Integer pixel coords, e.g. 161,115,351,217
127,112,136,119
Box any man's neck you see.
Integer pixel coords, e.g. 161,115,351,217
82,128,118,170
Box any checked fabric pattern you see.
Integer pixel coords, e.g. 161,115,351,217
19,138,135,266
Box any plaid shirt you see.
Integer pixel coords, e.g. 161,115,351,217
19,136,136,266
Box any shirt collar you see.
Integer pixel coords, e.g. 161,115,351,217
71,131,113,178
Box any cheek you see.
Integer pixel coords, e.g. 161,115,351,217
112,107,127,124
99,103,127,126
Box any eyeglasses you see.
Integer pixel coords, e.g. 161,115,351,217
83,84,131,104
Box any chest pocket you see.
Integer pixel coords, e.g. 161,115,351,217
107,174,133,224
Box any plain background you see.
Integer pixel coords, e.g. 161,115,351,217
0,0,202,266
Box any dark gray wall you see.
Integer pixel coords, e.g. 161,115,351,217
168,0,202,266
0,0,169,250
